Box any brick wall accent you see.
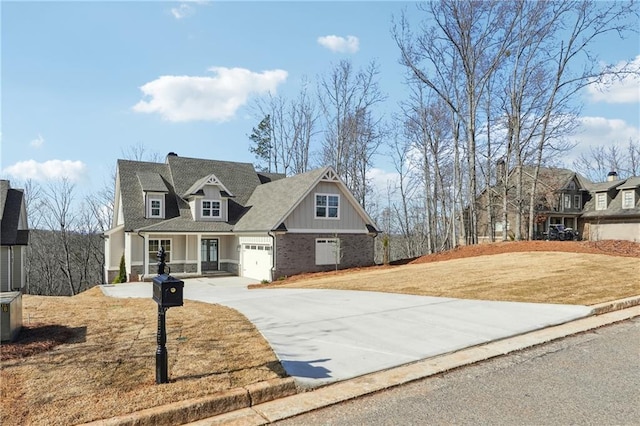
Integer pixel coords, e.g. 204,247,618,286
274,233,375,279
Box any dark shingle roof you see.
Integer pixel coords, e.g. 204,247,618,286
1,180,29,246
137,172,169,193
618,176,640,190
581,176,640,218
235,167,328,231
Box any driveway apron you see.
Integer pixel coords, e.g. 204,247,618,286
101,278,592,388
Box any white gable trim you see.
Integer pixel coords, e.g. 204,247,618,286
188,173,234,198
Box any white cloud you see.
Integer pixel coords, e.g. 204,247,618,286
3,160,88,183
317,35,360,54
171,4,194,19
132,67,288,122
367,167,400,196
30,133,44,148
587,55,640,104
566,116,639,162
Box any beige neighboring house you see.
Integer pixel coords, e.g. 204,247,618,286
580,173,640,242
104,153,379,283
0,180,29,292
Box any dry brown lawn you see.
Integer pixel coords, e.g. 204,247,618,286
262,251,640,305
2,241,639,425
0,288,285,426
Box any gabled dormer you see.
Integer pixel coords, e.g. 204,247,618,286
183,174,234,222
558,174,586,212
137,172,169,219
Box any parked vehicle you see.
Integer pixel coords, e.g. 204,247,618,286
546,224,580,241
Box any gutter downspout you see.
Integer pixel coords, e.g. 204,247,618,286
137,231,146,281
268,231,276,282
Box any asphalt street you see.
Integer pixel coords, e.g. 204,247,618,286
276,318,640,425
101,277,592,388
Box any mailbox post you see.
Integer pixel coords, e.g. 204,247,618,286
152,247,184,384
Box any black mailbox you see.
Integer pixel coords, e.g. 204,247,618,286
152,274,184,308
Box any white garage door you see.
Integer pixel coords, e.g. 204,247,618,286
242,244,272,281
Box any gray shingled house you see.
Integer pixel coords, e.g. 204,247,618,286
580,173,640,241
1,180,30,292
104,153,379,282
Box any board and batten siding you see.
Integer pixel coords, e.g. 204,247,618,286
284,181,367,231
189,186,229,222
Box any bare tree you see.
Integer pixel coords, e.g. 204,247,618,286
573,139,640,181
318,59,386,206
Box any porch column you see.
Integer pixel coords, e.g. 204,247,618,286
196,234,202,275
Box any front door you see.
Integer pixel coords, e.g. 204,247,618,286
201,239,219,272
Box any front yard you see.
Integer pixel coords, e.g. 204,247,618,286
2,244,639,425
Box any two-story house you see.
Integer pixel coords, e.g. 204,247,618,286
104,153,379,282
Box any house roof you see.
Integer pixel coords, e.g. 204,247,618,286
136,172,169,193
1,180,29,246
115,155,378,234
581,176,640,219
234,167,328,231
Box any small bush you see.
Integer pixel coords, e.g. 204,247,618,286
112,254,127,284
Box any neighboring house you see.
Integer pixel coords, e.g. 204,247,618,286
104,153,379,282
0,180,30,292
580,173,640,242
477,166,590,241
477,166,640,243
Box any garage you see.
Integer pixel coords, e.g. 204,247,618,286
241,244,272,281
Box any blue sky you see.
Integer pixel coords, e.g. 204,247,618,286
2,1,639,199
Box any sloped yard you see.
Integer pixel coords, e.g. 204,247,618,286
258,241,640,305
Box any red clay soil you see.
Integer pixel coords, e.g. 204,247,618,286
409,240,640,264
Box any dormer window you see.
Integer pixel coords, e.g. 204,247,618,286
147,194,164,218
595,193,607,210
622,190,635,209
315,194,340,219
202,200,221,218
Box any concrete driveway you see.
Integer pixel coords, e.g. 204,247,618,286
101,277,592,388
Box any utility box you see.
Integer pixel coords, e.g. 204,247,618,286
152,275,184,308
1,292,22,342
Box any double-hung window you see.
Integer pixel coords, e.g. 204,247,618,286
148,239,171,264
622,190,635,209
315,194,340,219
564,194,571,209
147,194,164,218
202,200,221,218
595,193,607,210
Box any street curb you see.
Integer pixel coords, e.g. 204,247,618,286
188,297,640,425
79,378,296,426
589,295,640,315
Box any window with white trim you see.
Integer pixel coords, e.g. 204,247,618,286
315,194,340,219
148,239,171,264
595,193,607,210
574,195,581,209
564,194,571,209
316,238,340,265
622,190,635,209
202,200,221,218
147,194,164,218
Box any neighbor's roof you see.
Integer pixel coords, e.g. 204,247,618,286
1,180,29,246
581,176,640,218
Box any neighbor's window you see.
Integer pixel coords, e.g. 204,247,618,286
574,195,581,209
595,193,607,210
315,238,340,265
315,194,340,218
202,200,221,218
564,194,571,209
149,239,171,264
147,194,164,218
622,190,635,209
